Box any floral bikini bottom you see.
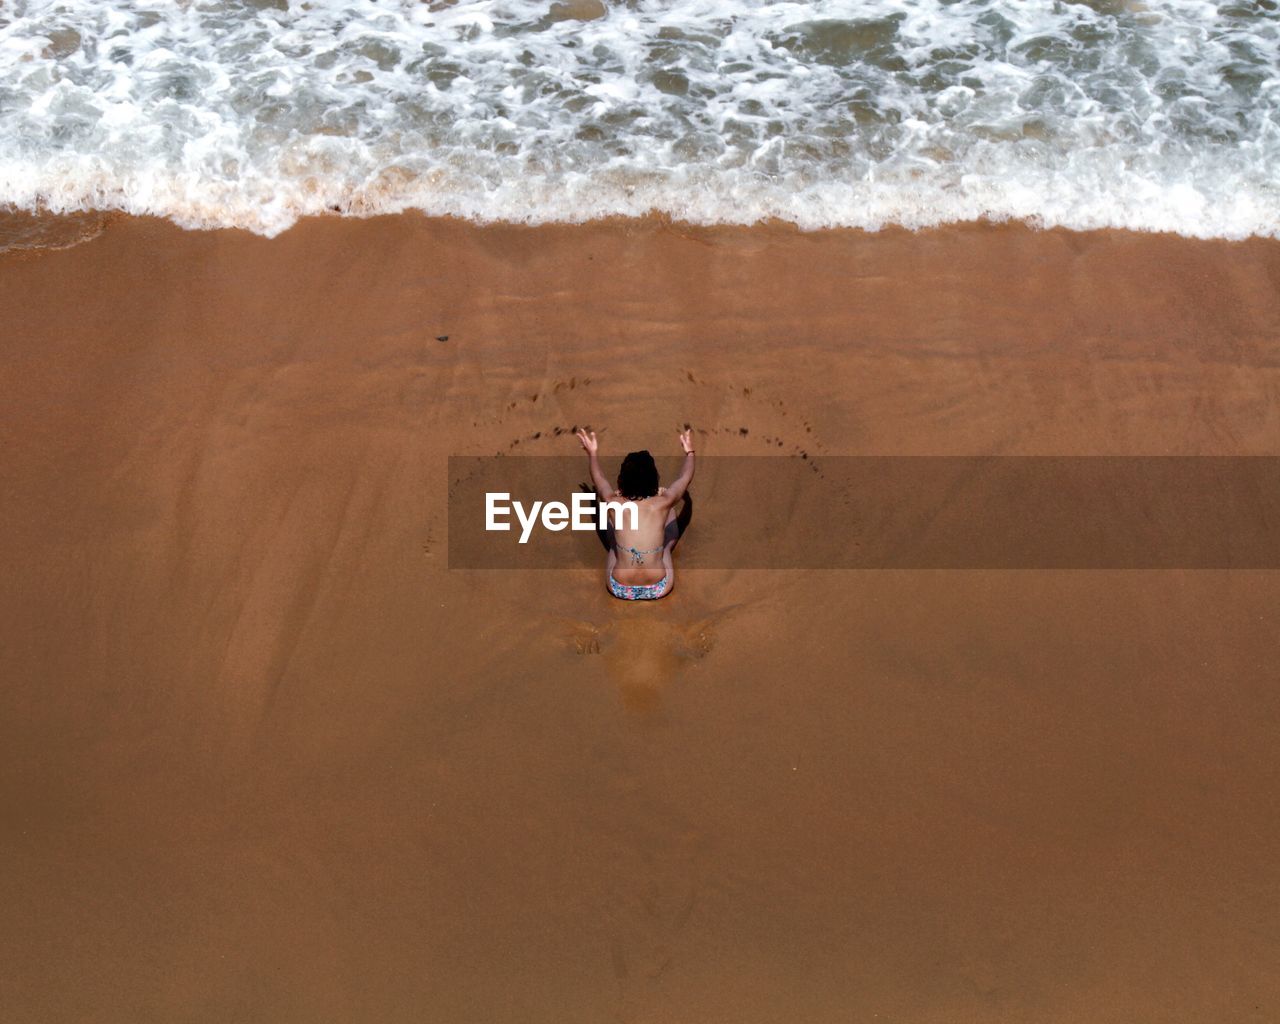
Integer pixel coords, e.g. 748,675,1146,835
608,573,671,601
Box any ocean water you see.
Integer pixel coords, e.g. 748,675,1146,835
0,0,1277,238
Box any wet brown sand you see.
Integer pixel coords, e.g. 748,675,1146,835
2,213,1279,1023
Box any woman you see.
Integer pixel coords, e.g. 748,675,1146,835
576,427,695,600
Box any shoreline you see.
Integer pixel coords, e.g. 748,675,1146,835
3,210,1280,1021
7,202,1280,250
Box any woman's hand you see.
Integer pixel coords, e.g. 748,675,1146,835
576,428,599,455
679,428,695,454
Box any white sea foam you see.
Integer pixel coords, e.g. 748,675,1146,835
1,0,1277,237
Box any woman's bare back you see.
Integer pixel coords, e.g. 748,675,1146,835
606,493,677,585
577,428,696,597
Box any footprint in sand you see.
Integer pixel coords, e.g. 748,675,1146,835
562,609,729,713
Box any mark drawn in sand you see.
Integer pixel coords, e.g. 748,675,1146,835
681,369,829,478
678,371,874,525
419,520,438,560
463,375,596,455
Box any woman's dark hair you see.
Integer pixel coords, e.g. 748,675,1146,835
617,450,660,499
